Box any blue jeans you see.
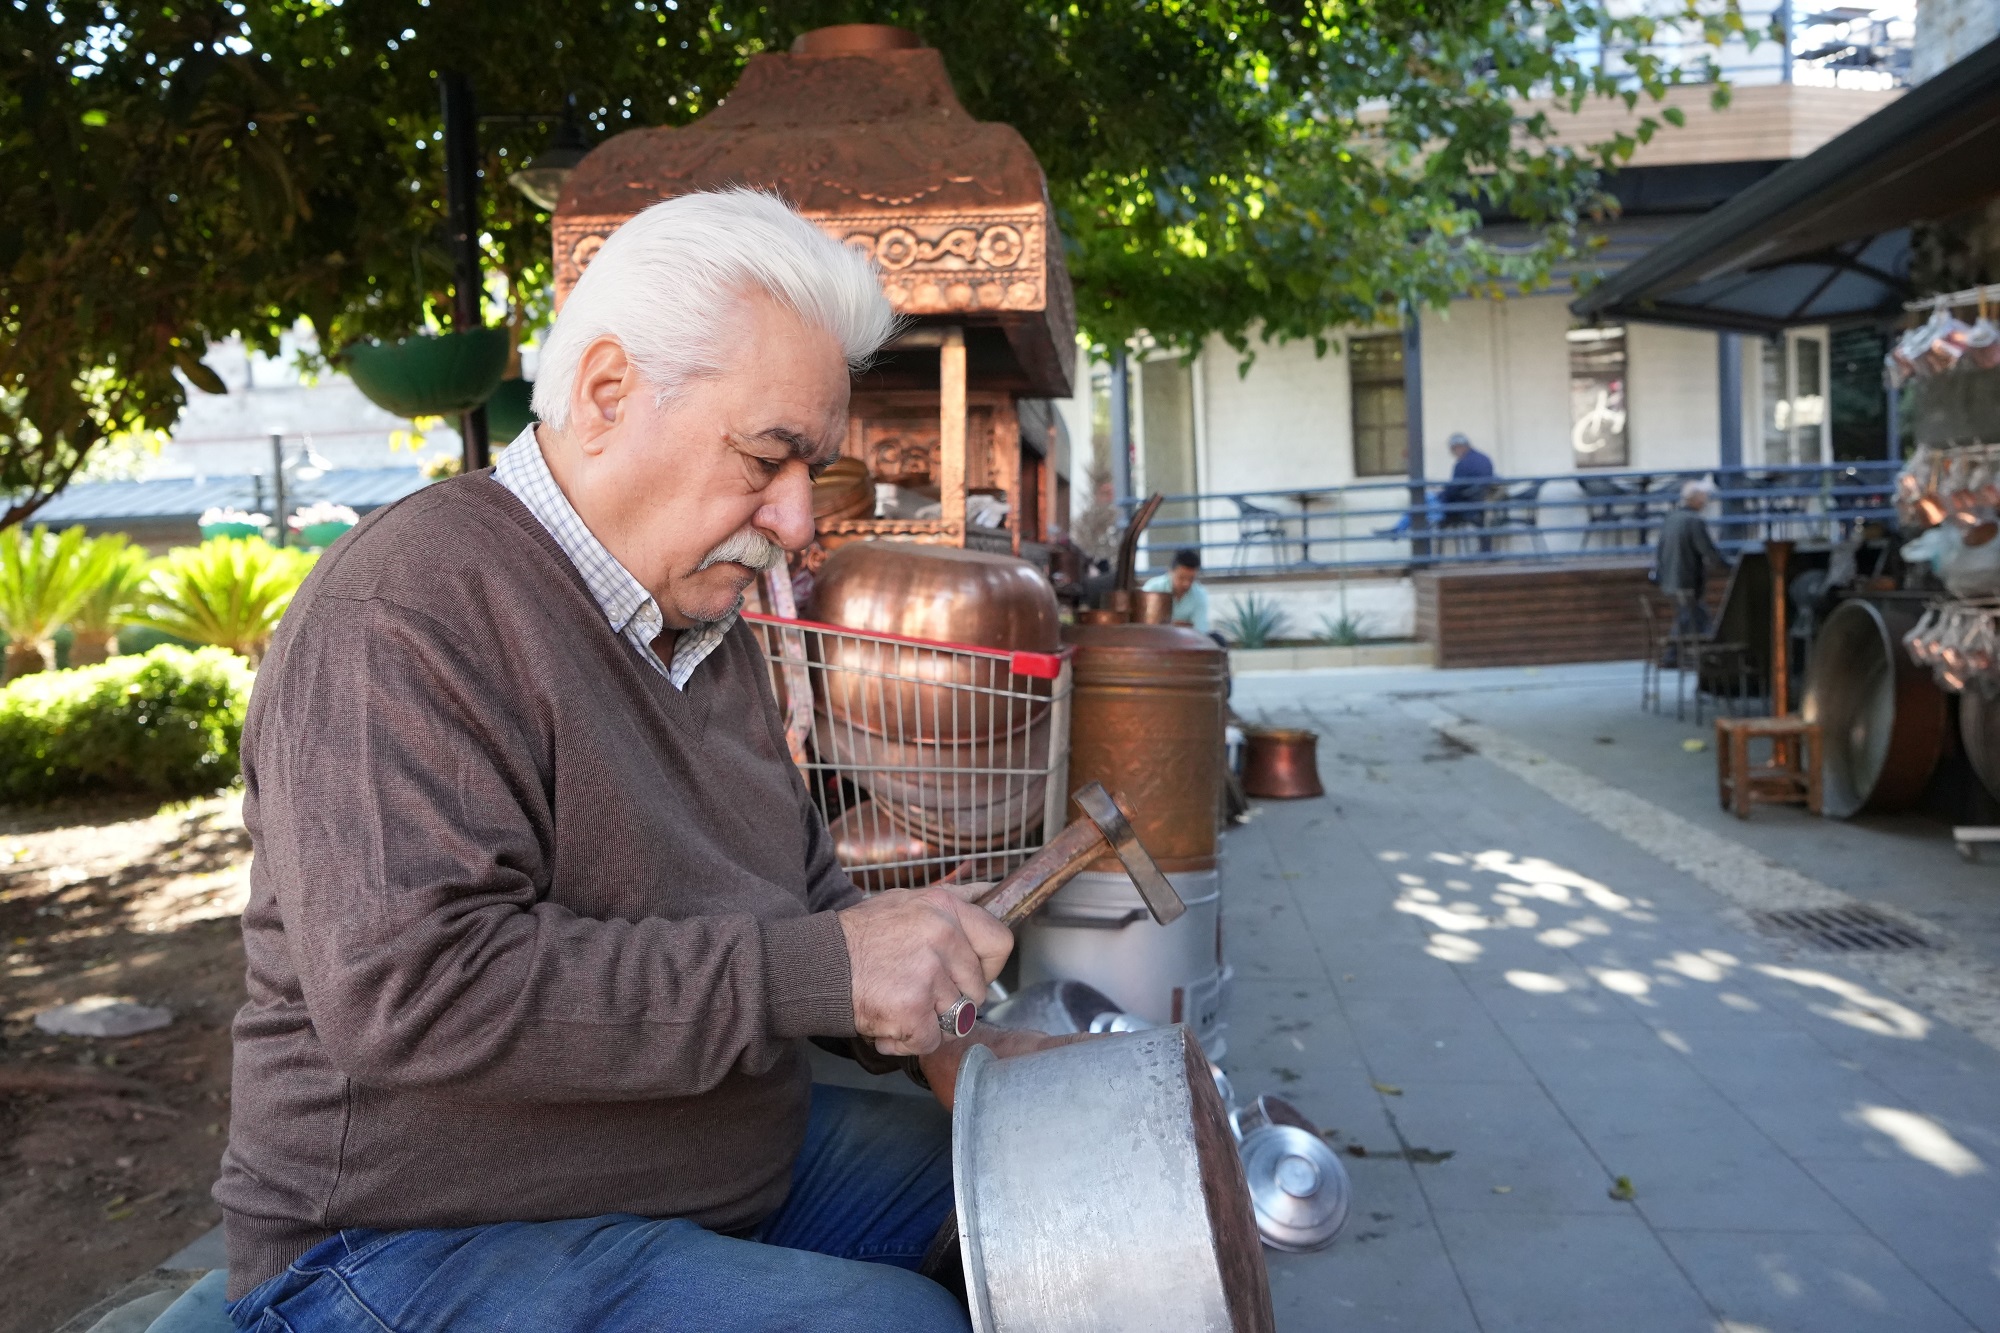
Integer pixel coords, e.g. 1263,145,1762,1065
228,1085,967,1332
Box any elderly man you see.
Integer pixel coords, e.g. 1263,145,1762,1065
216,190,1065,1332
1655,478,1728,644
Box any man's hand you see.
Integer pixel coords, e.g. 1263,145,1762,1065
837,887,1013,1056
917,1024,1097,1112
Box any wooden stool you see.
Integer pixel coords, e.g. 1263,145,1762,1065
1715,716,1822,819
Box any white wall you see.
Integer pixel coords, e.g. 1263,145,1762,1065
1627,322,1722,471
1196,332,1355,494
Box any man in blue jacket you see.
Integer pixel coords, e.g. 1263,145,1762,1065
1440,433,1496,552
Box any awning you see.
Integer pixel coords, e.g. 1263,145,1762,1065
1571,35,2000,333
34,467,429,525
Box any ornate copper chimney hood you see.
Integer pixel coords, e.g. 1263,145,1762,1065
553,25,1076,401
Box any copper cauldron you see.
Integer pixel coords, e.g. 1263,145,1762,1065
810,542,1060,743
1132,588,1175,625
1065,621,1229,872
815,711,1055,852
1241,728,1324,800
827,799,939,891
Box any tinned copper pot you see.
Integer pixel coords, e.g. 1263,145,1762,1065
1064,621,1229,872
1241,728,1324,800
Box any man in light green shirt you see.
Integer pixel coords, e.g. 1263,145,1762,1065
1142,547,1212,635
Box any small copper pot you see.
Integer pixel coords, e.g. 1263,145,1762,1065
1242,728,1324,799
1078,607,1128,626
1132,589,1175,624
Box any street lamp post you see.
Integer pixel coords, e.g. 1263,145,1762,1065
439,69,491,473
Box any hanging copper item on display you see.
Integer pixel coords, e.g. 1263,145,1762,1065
1241,729,1325,800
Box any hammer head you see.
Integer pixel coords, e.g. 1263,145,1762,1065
1071,783,1186,925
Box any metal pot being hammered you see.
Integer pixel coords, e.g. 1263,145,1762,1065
952,1025,1274,1333
814,708,1054,852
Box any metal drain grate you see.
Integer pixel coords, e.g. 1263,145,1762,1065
1752,906,1932,952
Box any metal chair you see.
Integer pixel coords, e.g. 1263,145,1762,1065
1229,496,1290,571
1487,480,1546,553
1578,475,1637,549
1638,588,1751,723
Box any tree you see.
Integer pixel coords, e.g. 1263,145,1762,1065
125,536,316,664
2,1,1748,525
67,535,151,665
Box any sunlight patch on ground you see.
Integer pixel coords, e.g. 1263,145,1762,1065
1504,970,1570,993
1755,965,1930,1040
1426,933,1484,963
1591,967,1653,999
1854,1105,1987,1176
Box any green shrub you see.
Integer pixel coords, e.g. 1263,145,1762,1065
0,646,254,805
1314,612,1371,646
125,536,315,664
1218,593,1291,649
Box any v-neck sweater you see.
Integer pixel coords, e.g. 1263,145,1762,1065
215,472,860,1298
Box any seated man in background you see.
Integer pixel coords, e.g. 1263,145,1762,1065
1439,432,1496,552
1144,547,1212,636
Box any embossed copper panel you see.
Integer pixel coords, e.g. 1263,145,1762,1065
552,27,1075,397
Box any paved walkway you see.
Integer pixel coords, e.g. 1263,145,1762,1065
1226,662,2000,1333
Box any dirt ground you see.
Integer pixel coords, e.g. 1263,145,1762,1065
0,795,251,1333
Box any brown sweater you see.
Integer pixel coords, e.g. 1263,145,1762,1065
214,474,861,1298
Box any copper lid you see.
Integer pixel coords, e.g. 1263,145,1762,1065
1062,621,1228,684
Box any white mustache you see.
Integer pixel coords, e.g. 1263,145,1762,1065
695,529,785,573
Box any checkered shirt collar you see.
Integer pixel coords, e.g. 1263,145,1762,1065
493,426,735,690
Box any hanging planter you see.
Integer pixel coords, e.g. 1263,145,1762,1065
343,328,509,418
198,507,270,542
289,502,361,550
484,377,537,443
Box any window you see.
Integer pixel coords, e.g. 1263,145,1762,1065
1568,326,1629,468
1758,331,1829,465
1349,334,1406,477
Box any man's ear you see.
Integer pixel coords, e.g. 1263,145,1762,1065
571,338,635,456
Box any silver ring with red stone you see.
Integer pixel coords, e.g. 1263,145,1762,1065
938,995,977,1039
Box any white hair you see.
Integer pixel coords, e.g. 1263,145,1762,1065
1681,479,1716,505
532,189,896,430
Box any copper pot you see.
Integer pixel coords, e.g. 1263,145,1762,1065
827,799,939,891
810,542,1061,743
1132,589,1174,624
813,456,875,526
1078,608,1127,626
815,708,1053,852
1242,728,1324,800
1064,621,1229,872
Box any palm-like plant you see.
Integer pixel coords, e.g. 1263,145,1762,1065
0,525,120,679
1217,593,1291,650
125,537,316,665
66,537,151,667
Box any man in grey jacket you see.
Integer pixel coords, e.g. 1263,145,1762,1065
1655,479,1728,643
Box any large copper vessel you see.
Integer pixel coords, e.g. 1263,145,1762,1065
1804,598,1948,817
1064,621,1229,872
811,541,1063,851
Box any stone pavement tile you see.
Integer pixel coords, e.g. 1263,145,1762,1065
1795,1159,2000,1331
1381,1079,1625,1216
1222,977,1388,1140
1587,1123,1862,1233
1268,1155,1481,1332
1658,1229,1978,1333
1320,938,1483,1001
1792,1010,2000,1091
1857,1074,2000,1153
1431,1209,1716,1333
1341,993,1541,1086
1223,883,1336,983
1664,1027,1929,1161
1463,964,1653,1027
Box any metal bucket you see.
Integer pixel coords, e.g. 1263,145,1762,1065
952,1025,1275,1333
1803,599,1949,817
1019,869,1229,1056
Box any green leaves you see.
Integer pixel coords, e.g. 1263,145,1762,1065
0,525,126,675
125,537,317,665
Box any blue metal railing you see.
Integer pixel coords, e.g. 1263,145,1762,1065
1114,462,1901,578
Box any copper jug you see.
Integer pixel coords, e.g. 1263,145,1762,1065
1242,728,1324,799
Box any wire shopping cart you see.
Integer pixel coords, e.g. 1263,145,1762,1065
743,610,1073,891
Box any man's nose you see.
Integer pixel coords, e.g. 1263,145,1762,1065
756,461,817,552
